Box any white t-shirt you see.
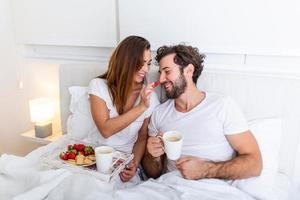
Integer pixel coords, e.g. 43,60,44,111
148,92,249,171
88,78,160,153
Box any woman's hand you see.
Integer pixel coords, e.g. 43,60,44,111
139,83,154,108
119,161,138,182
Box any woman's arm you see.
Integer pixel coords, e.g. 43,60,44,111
90,84,153,138
90,94,147,138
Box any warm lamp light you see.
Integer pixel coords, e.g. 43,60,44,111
29,98,55,138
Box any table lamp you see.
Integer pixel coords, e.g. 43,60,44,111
29,98,55,138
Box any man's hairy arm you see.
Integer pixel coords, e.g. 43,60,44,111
142,148,165,179
208,131,262,179
176,131,262,180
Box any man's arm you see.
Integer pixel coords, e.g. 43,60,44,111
176,130,262,180
209,130,262,179
142,136,165,178
132,118,150,166
119,118,149,182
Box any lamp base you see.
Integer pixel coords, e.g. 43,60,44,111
35,123,52,138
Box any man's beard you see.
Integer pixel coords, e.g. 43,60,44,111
165,74,187,99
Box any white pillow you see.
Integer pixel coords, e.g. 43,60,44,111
233,118,282,200
67,86,97,140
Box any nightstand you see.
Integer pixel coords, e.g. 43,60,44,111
21,129,63,145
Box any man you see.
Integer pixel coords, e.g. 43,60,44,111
142,44,262,180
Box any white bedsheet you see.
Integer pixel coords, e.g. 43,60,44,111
85,172,256,200
0,135,286,200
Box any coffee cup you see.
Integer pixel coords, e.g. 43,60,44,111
158,131,183,160
95,146,114,174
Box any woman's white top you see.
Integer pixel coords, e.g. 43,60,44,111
88,78,160,153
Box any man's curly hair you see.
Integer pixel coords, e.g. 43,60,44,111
155,44,205,84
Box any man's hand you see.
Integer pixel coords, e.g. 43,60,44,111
119,161,137,182
142,132,165,179
147,133,164,158
176,156,212,180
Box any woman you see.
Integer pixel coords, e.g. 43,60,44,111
88,36,160,182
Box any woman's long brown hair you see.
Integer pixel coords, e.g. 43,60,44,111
98,36,150,114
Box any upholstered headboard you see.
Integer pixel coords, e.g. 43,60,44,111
59,62,300,182
59,63,105,134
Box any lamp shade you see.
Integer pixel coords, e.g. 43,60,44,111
29,98,55,125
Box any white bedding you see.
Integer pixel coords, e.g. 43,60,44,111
0,135,289,200
84,173,256,200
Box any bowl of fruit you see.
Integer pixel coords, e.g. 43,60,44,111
59,143,96,166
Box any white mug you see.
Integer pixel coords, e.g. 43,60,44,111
158,131,183,160
95,146,114,174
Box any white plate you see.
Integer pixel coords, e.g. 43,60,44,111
60,157,96,167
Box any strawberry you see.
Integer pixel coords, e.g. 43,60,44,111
84,146,94,156
67,152,76,159
67,149,78,155
152,81,160,88
60,152,68,160
73,144,85,151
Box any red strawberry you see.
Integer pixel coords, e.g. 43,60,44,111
60,152,68,160
67,152,76,159
152,81,160,88
67,149,77,155
84,146,94,156
74,144,85,151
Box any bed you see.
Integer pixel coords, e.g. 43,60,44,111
1,62,299,200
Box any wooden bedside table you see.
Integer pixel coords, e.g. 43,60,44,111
21,129,63,145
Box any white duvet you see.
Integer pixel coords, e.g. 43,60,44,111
0,135,256,200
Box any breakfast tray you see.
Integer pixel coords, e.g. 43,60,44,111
39,145,134,182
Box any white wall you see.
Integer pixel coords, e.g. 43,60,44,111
0,0,41,155
119,0,300,56
11,0,117,47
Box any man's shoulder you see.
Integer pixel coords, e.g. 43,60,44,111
206,92,232,104
152,99,173,114
205,92,240,112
